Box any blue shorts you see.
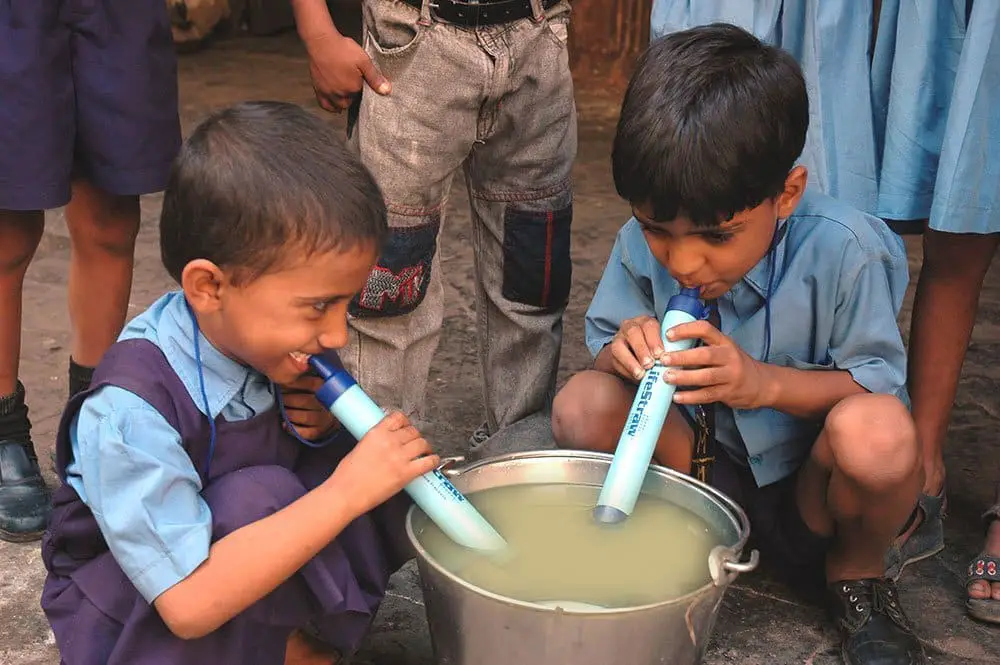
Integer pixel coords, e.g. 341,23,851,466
0,0,181,211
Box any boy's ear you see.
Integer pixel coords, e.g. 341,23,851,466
181,259,227,314
776,165,808,219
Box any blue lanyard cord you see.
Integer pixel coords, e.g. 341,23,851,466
761,219,785,363
763,244,775,363
184,302,337,482
186,302,218,479
275,385,337,448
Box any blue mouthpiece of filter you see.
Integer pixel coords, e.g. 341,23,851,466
667,287,705,319
308,354,507,552
593,287,707,525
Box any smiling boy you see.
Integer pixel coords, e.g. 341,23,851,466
552,25,924,665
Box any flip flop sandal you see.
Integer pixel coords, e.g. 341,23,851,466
884,486,947,581
967,553,1000,625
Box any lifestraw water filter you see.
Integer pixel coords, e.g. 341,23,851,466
593,287,707,524
308,354,508,552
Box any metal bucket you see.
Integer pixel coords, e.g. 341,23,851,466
405,450,759,665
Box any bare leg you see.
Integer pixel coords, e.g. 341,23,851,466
904,230,1000,590
65,180,141,369
797,394,921,582
552,370,694,473
908,228,1000,496
800,394,924,664
0,211,44,396
0,209,48,541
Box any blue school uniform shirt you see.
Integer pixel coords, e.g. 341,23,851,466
585,190,910,487
64,291,277,603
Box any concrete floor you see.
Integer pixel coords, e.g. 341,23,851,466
2,32,999,665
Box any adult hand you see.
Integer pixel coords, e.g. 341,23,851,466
304,32,391,113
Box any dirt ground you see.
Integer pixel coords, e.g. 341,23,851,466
2,32,1000,665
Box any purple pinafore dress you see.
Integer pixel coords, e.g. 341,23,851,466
41,338,413,664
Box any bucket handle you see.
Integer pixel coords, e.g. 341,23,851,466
722,550,759,574
709,546,760,587
436,455,467,478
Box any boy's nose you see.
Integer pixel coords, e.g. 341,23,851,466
667,243,705,282
317,322,349,351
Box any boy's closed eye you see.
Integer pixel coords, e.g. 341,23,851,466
298,294,349,315
701,230,735,244
637,219,737,244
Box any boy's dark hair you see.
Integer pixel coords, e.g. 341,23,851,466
612,23,808,226
160,101,387,283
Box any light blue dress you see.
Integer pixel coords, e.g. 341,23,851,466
925,0,1000,234
650,0,1000,234
649,0,880,215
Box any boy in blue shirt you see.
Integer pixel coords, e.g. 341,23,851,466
41,101,439,665
553,25,924,665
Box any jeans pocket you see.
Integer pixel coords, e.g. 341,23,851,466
364,0,426,57
543,14,570,48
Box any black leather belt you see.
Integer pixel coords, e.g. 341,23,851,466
400,0,560,26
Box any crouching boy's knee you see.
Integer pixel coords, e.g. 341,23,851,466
203,466,307,539
823,393,919,493
552,370,631,453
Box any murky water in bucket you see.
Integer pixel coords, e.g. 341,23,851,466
416,483,719,609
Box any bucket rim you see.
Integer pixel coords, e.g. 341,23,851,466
404,449,753,615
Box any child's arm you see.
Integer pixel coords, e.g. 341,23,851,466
664,256,907,419
750,358,867,419
154,412,437,639
72,388,435,641
586,223,660,379
290,0,391,111
661,320,866,419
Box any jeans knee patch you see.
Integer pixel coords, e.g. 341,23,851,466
501,203,572,308
351,214,440,317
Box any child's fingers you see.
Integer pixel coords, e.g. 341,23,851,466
640,318,666,359
393,425,424,447
671,386,721,405
280,374,324,393
665,320,724,344
663,367,724,387
662,345,717,368
281,392,322,411
610,340,645,381
623,325,655,369
410,453,442,477
381,411,411,431
612,357,641,384
401,436,433,460
287,409,329,429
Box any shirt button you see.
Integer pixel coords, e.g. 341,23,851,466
749,455,762,465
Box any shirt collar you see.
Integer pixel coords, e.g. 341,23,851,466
157,293,263,419
740,219,789,299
